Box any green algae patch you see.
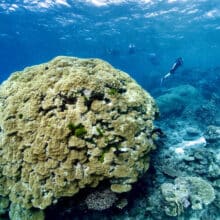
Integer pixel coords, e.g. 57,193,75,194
74,124,87,138
96,127,104,137
67,123,87,138
67,122,75,132
108,88,119,96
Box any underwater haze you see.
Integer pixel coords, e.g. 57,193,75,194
1,0,220,90
1,1,220,220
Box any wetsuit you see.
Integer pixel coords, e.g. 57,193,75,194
161,57,183,85
170,57,183,74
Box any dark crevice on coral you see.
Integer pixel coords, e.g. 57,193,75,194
117,108,128,115
91,92,105,100
134,130,143,138
104,98,111,104
72,159,80,166
38,106,57,115
59,103,66,112
44,180,115,220
84,98,93,110
56,94,77,112
5,115,16,120
114,149,125,157
7,131,18,136
84,137,96,144
115,135,126,143
154,110,160,120
18,113,23,119
118,88,127,94
84,92,104,111
23,97,30,103
105,83,127,94
59,94,77,105
96,119,110,127
111,113,120,120
127,106,145,113
0,213,9,219
39,94,46,102
47,112,56,118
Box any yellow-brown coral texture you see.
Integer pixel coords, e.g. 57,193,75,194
0,56,158,210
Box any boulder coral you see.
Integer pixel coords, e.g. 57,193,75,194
156,84,199,118
0,56,158,214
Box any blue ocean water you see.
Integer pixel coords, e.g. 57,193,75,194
1,1,220,220
1,0,220,91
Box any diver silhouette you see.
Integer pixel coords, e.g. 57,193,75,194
128,44,136,54
161,57,183,85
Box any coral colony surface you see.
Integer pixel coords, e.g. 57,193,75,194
0,56,158,219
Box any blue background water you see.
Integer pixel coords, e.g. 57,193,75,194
0,0,220,91
1,2,220,219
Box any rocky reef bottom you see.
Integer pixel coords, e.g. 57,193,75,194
45,84,220,220
1,68,220,220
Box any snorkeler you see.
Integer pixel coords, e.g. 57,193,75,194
128,43,136,54
160,57,183,85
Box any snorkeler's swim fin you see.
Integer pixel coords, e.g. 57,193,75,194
160,72,171,85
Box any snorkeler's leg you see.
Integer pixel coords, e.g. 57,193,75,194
160,72,171,85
